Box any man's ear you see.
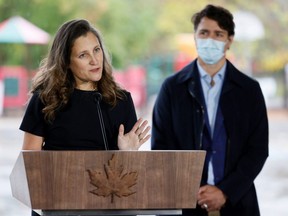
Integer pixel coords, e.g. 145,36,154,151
227,35,234,50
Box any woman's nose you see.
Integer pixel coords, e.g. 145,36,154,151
89,54,98,65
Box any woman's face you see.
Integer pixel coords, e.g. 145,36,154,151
69,31,103,91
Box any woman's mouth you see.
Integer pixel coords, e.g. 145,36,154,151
90,67,101,73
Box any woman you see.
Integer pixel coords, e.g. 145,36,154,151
19,19,150,216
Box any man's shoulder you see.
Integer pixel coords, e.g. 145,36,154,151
226,61,259,87
164,61,197,84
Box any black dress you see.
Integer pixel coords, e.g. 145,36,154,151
20,89,137,150
20,89,138,216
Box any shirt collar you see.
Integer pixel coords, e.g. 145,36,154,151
197,60,227,81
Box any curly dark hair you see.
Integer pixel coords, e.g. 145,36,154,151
191,4,235,36
30,19,125,122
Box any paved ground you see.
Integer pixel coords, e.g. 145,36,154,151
1,109,288,216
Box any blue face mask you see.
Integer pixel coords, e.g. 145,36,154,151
196,38,226,65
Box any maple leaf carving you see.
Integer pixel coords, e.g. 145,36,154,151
87,154,138,203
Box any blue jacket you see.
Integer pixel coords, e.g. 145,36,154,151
152,59,269,216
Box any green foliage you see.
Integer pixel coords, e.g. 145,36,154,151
0,0,75,69
0,44,26,65
72,0,160,68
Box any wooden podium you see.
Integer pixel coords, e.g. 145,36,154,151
10,150,205,215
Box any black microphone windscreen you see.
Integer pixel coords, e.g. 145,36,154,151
93,92,102,103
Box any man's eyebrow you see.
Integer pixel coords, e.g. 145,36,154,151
215,30,226,34
198,29,209,32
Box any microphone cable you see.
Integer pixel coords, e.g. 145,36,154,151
93,92,109,150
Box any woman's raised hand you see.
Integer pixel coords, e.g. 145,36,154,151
117,118,151,150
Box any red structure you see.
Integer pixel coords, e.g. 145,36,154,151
0,66,28,109
113,65,147,109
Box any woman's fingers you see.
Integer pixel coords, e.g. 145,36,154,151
118,118,151,150
118,124,124,137
139,134,151,145
131,118,143,134
136,119,149,135
138,125,151,141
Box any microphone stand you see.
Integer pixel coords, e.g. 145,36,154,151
94,92,109,150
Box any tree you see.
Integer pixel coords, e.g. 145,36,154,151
0,0,75,68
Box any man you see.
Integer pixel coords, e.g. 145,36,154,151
152,4,268,216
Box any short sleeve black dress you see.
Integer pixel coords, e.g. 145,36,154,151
20,89,137,150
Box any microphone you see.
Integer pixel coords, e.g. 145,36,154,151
93,92,102,103
93,92,109,150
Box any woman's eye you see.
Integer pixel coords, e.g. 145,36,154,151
79,53,86,58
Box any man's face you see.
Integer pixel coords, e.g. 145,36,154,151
195,17,233,51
